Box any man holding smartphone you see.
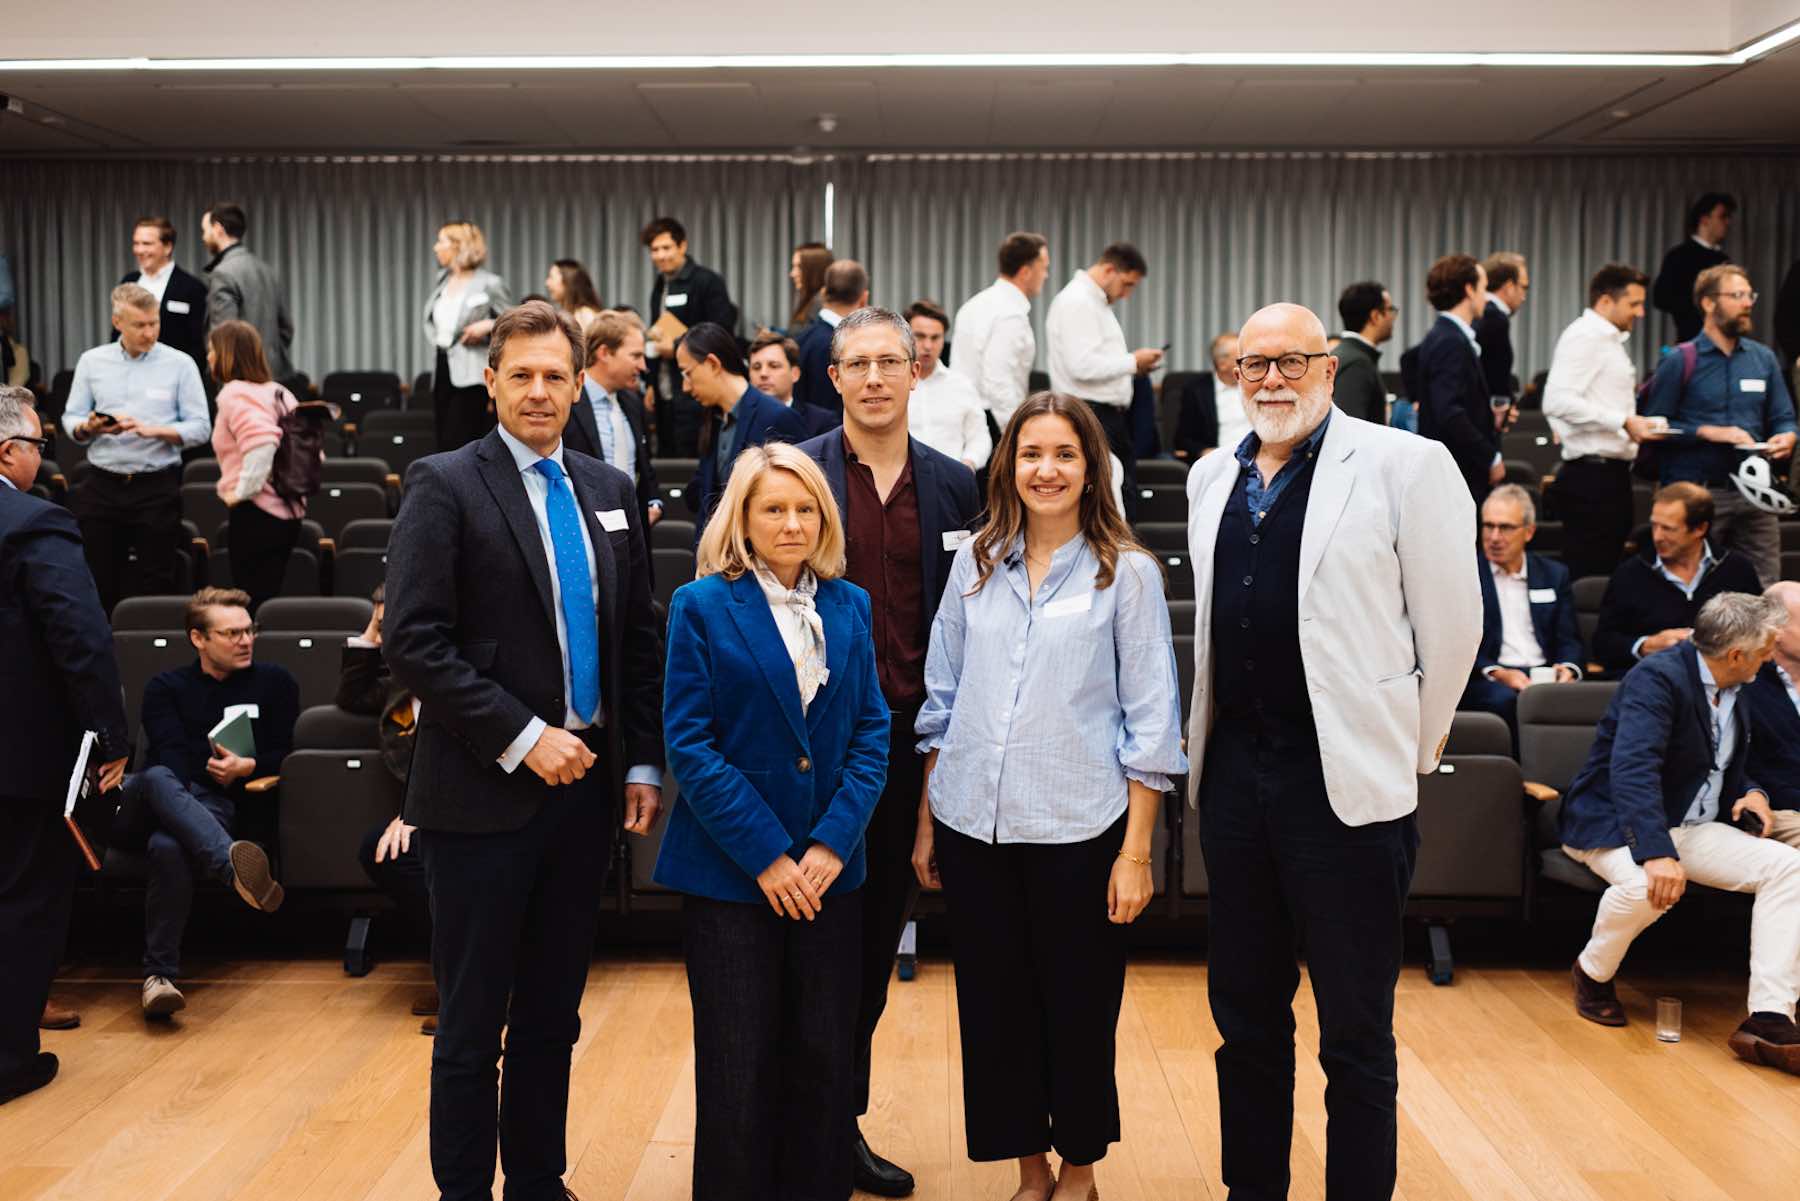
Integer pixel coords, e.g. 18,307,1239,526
63,284,209,613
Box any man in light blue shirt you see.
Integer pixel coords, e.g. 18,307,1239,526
63,284,209,612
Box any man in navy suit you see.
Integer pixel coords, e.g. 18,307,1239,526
793,260,870,419
0,387,130,1105
748,330,837,438
1473,252,1528,413
384,302,665,1201
1462,484,1584,735
797,307,982,1197
1410,253,1503,504
680,323,808,543
116,217,210,371
1560,592,1800,1074
1744,582,1800,844
566,310,661,530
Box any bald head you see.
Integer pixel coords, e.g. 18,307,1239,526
1235,302,1336,449
1238,303,1329,356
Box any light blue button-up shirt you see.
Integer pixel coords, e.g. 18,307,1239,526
916,534,1188,844
1681,653,1739,826
581,376,638,482
64,341,210,472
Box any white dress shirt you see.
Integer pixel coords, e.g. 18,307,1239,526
138,262,174,305
1542,308,1638,462
1214,376,1252,453
951,278,1036,427
430,285,463,350
1489,560,1546,668
908,366,992,466
1046,270,1136,408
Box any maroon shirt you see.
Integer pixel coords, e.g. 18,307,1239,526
843,434,927,708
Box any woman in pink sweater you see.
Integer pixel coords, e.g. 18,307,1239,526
209,320,304,613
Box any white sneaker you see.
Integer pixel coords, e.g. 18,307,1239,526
142,976,186,1017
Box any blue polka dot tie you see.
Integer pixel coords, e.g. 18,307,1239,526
531,458,600,723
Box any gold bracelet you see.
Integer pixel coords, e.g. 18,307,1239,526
1117,850,1151,866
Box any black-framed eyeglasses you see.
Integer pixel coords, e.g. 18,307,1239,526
1237,352,1332,382
3,434,50,451
207,623,259,642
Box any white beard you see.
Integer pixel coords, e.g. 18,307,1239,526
1244,387,1324,445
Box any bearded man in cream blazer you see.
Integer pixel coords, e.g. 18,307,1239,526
1185,302,1480,1201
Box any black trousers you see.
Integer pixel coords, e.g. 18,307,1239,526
852,703,926,1117
1548,457,1634,584
419,759,614,1201
434,349,495,452
683,890,863,1201
1092,402,1138,523
1198,715,1418,1201
655,373,704,458
358,819,432,947
72,464,182,615
227,501,300,615
0,799,78,1078
934,814,1128,1165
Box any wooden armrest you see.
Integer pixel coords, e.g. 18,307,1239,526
1523,781,1560,803
49,473,67,491
317,537,336,554
342,422,359,438
1540,473,1557,491
191,537,211,554
385,473,401,490
1586,662,1604,677
245,775,280,794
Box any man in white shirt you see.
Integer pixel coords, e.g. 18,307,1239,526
950,232,1049,434
118,216,209,369
903,299,990,470
1544,264,1662,582
1045,242,1164,518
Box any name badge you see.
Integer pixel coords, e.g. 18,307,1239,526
466,291,489,306
663,292,689,307
1741,378,1768,393
147,387,173,401
595,508,630,532
941,529,972,551
221,703,260,722
166,299,192,314
1528,588,1557,603
1043,593,1093,619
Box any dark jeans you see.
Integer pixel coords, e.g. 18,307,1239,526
0,799,79,1076
358,819,432,945
934,814,1128,1165
852,704,926,1118
435,349,495,451
1198,715,1418,1201
1549,457,1634,584
72,464,182,615
1092,401,1138,523
228,501,301,615
683,890,862,1201
116,766,236,980
419,768,614,1201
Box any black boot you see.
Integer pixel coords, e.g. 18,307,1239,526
853,1129,916,1197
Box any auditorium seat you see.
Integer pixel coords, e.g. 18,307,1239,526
410,371,432,409
338,518,393,550
259,596,372,632
1158,553,1195,600
655,479,690,510
114,630,197,749
294,703,380,749
652,457,699,480
256,632,353,711
112,595,191,630
357,411,438,475
1135,458,1189,487
207,543,322,597
322,370,405,426
1134,485,1186,523
1410,752,1528,982
1154,374,1201,451
1782,523,1800,552
1517,682,1617,894
332,548,389,598
1573,575,1608,661
1447,710,1511,755
1133,521,1186,552
306,482,389,539
181,482,229,542
1166,598,1195,630
183,458,221,485
320,456,398,489
652,519,695,550
1502,430,1561,477
654,548,697,609
1784,552,1800,582
277,704,397,894
1531,519,1564,556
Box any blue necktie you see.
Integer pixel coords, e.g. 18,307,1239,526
530,458,600,723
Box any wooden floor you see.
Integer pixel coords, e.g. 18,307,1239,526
7,956,1799,1201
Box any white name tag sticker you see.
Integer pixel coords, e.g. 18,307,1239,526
664,292,689,307
941,529,972,551
1043,593,1093,619
147,387,172,401
221,703,260,722
166,299,191,314
1528,588,1557,603
467,291,489,306
595,508,630,532
1741,378,1767,393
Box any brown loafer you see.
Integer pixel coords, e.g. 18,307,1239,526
420,1015,438,1037
39,999,80,1030
1572,961,1626,1026
411,989,439,1017
1728,1013,1800,1074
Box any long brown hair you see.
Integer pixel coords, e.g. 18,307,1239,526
552,259,603,313
968,392,1151,595
208,319,272,385
789,242,833,327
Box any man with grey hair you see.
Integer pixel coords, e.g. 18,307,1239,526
0,384,130,1103
1461,482,1584,737
63,284,210,613
1561,591,1800,1073
798,305,980,1197
1741,580,1800,849
1185,301,1481,1198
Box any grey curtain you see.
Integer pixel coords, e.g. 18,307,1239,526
0,156,828,383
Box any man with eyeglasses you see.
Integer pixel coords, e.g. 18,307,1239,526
1185,304,1480,1200
1642,264,1797,590
112,586,296,1018
0,385,130,1104
797,306,980,1197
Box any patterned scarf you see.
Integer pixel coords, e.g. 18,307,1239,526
752,560,829,711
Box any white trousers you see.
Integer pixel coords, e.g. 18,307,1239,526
1565,820,1800,1018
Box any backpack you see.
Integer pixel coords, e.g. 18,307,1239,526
268,386,331,513
1631,339,1699,482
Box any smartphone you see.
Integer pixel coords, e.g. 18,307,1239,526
92,411,122,428
1160,342,1172,352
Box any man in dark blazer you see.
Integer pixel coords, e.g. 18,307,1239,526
749,330,838,438
0,388,130,1105
1473,253,1528,410
117,217,209,370
383,302,665,1201
644,216,737,458
1652,193,1734,343
1461,485,1585,735
1559,593,1800,1073
797,307,982,1198
1410,254,1502,504
1333,282,1398,427
567,310,661,530
793,259,870,418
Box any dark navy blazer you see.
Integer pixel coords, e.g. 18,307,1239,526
1560,642,1762,862
1744,662,1800,812
1411,314,1497,498
685,386,809,543
655,572,890,903
1473,551,1585,677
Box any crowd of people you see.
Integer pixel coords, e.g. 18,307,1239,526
5,188,1800,1201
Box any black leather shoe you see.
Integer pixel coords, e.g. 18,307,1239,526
854,1131,915,1197
0,1052,59,1105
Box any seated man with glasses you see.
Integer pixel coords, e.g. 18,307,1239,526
1461,484,1585,738
114,586,296,1018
